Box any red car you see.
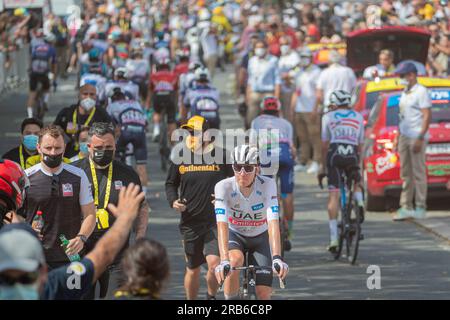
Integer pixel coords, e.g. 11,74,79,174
363,87,450,211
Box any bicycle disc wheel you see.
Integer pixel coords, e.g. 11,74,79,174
347,202,361,265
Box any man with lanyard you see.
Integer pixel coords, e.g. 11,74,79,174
251,96,296,246
214,145,289,300
319,90,365,253
183,67,221,129
26,33,57,119
73,122,149,299
0,159,146,300
54,84,112,158
2,118,43,169
107,88,150,195
165,116,233,300
24,125,97,270
392,62,431,221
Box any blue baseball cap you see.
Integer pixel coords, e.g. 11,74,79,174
395,62,418,75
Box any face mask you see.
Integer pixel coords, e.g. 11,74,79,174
399,78,409,86
93,150,114,167
80,98,96,111
23,135,39,151
255,48,266,58
280,45,290,55
79,143,89,155
42,153,63,169
0,284,40,300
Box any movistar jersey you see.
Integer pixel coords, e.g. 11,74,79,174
107,100,146,130
321,109,364,146
214,176,279,237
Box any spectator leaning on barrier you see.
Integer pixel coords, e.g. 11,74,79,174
392,62,432,222
2,118,43,170
24,124,97,270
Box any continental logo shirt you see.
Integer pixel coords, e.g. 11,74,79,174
165,147,233,238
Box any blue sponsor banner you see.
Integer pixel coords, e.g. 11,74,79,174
251,203,264,211
215,208,225,215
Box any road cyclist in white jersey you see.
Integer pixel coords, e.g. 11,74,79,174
105,68,140,106
214,145,289,300
319,90,365,253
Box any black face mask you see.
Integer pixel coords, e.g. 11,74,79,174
93,150,114,167
42,153,63,168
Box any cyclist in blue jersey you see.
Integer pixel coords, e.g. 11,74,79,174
26,33,57,118
251,96,296,245
183,67,221,129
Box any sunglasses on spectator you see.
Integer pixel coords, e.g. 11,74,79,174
232,164,257,174
0,271,40,286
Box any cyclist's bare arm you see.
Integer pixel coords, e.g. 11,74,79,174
86,183,145,283
268,219,282,258
217,221,230,261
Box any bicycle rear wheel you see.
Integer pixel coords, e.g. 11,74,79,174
346,201,361,265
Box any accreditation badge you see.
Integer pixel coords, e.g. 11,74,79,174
66,122,77,135
96,209,110,230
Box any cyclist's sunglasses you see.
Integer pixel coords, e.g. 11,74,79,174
232,164,256,174
0,271,40,286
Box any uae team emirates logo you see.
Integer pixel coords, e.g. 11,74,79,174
62,183,73,197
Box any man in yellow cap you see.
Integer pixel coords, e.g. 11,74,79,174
165,115,233,300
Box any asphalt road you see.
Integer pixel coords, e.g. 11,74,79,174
1,67,450,300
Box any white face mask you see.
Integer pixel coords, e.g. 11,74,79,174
255,48,266,58
398,78,409,87
280,45,290,55
80,98,96,111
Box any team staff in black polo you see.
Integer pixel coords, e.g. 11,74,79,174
73,122,149,299
2,118,43,169
165,115,233,300
54,84,112,158
24,124,97,270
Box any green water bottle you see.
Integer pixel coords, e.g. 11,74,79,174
59,234,81,262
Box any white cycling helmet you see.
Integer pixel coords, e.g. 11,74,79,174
194,67,210,82
329,90,352,107
232,145,259,165
114,67,128,79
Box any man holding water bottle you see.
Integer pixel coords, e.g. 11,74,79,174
23,125,96,270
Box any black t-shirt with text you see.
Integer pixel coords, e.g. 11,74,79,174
165,147,233,240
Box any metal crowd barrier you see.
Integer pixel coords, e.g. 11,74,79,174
0,44,30,96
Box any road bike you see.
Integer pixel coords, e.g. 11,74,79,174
319,165,364,265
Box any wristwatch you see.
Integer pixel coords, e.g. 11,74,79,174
77,234,88,244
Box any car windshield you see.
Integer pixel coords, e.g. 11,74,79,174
386,89,450,126
365,92,380,110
